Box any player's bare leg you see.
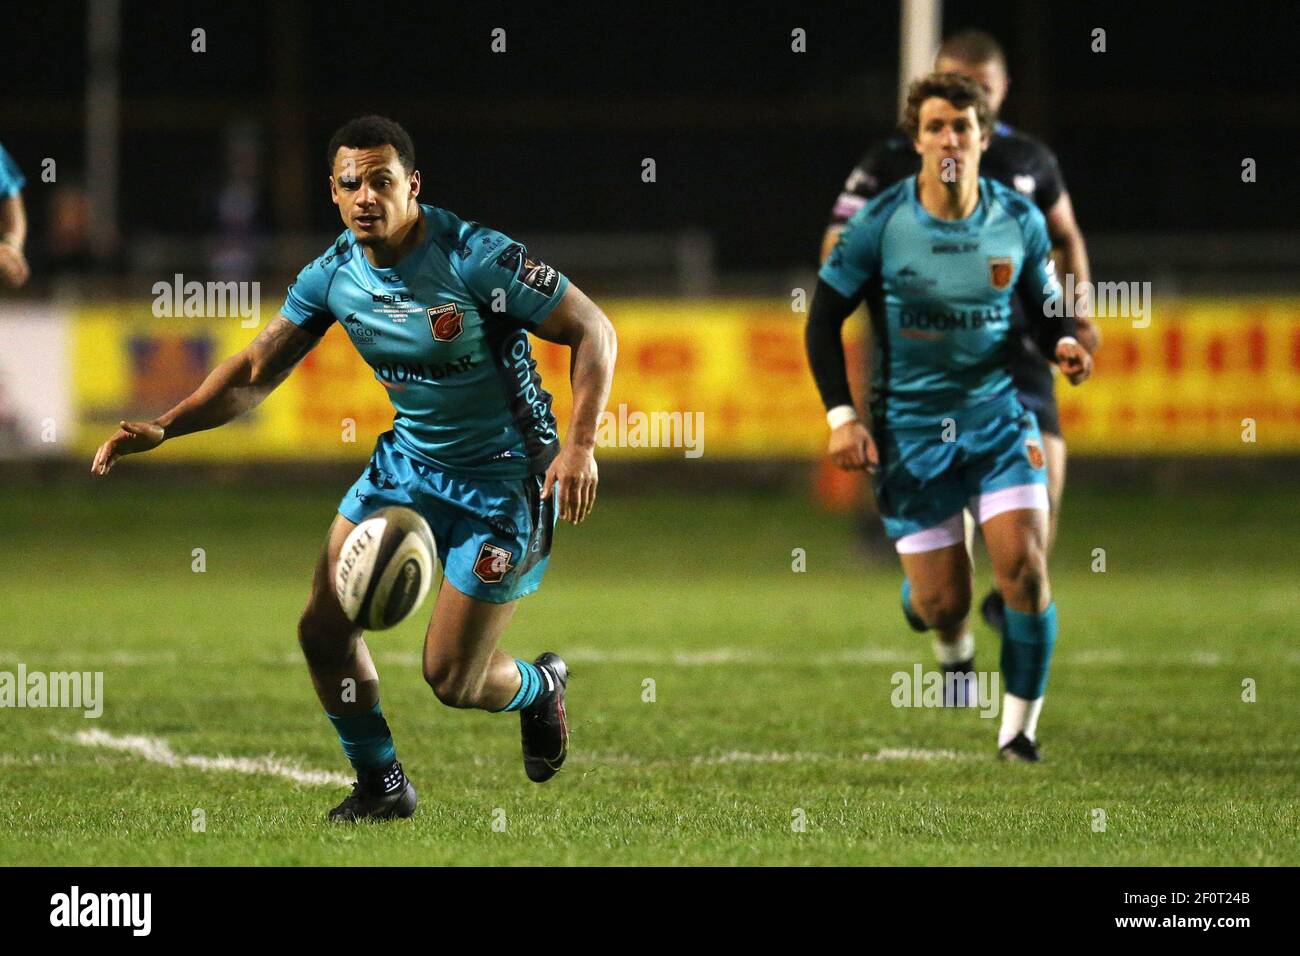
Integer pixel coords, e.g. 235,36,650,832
980,432,1067,632
1042,433,1067,554
299,514,416,821
899,540,979,706
423,582,569,782
981,507,1055,761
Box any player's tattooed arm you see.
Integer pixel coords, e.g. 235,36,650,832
531,284,617,525
91,315,320,475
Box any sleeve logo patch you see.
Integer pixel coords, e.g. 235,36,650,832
988,256,1013,290
427,302,465,342
519,254,559,296
473,543,515,584
493,243,558,297
1025,438,1045,470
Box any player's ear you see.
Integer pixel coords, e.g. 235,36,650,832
408,169,421,199
328,176,339,206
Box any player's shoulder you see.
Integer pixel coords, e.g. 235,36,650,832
986,176,1039,220
985,177,1048,242
991,123,1060,169
303,229,359,277
427,206,517,281
858,177,911,224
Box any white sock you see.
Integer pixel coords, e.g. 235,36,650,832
933,632,974,666
1022,696,1045,742
998,693,1030,747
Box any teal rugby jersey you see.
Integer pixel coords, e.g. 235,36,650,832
281,204,570,479
819,176,1062,431
0,142,25,198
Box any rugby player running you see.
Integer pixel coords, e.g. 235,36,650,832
820,31,1099,682
805,74,1091,760
92,116,617,817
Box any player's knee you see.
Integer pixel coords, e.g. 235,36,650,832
997,551,1048,607
423,660,482,710
912,587,970,631
297,604,352,669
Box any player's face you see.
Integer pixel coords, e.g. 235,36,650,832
329,145,421,246
914,98,989,185
934,55,1008,115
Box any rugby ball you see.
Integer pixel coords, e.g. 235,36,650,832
334,507,438,631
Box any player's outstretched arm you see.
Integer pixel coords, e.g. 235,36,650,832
531,284,617,525
91,315,320,475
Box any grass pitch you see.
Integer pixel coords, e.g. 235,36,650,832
1,471,1296,865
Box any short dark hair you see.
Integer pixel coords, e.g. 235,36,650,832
902,71,992,140
326,115,415,173
937,29,1007,72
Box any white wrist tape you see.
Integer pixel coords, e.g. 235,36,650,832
826,405,859,429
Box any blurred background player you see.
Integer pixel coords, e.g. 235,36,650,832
806,73,1092,760
90,116,618,819
819,30,1100,659
0,141,30,289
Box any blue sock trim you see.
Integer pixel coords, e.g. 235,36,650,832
499,659,543,712
1000,603,1058,699
326,700,397,772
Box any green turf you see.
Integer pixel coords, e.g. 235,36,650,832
1,474,1296,865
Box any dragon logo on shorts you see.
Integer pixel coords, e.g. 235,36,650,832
988,256,1013,290
1025,439,1045,469
427,302,464,342
473,543,514,584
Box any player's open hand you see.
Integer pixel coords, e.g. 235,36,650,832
91,420,165,476
0,242,30,288
542,443,598,525
829,420,878,473
1056,338,1092,385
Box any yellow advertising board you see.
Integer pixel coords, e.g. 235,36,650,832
71,298,1300,460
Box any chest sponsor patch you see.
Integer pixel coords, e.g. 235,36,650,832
427,302,464,342
473,543,515,584
988,256,1013,290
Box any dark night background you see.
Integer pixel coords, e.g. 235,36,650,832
3,0,1297,279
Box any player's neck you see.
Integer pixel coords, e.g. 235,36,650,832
363,205,425,269
917,173,980,221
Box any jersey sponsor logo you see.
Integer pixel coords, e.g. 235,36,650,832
343,313,382,341
472,543,514,584
1025,438,1045,469
892,266,939,295
372,292,413,304
427,302,465,342
988,257,1014,290
931,241,979,254
373,354,478,389
898,308,1005,331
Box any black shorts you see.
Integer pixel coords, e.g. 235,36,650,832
1015,388,1061,438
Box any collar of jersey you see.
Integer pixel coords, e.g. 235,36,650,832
907,175,989,231
358,204,434,281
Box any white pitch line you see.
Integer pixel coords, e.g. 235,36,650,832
66,729,351,787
